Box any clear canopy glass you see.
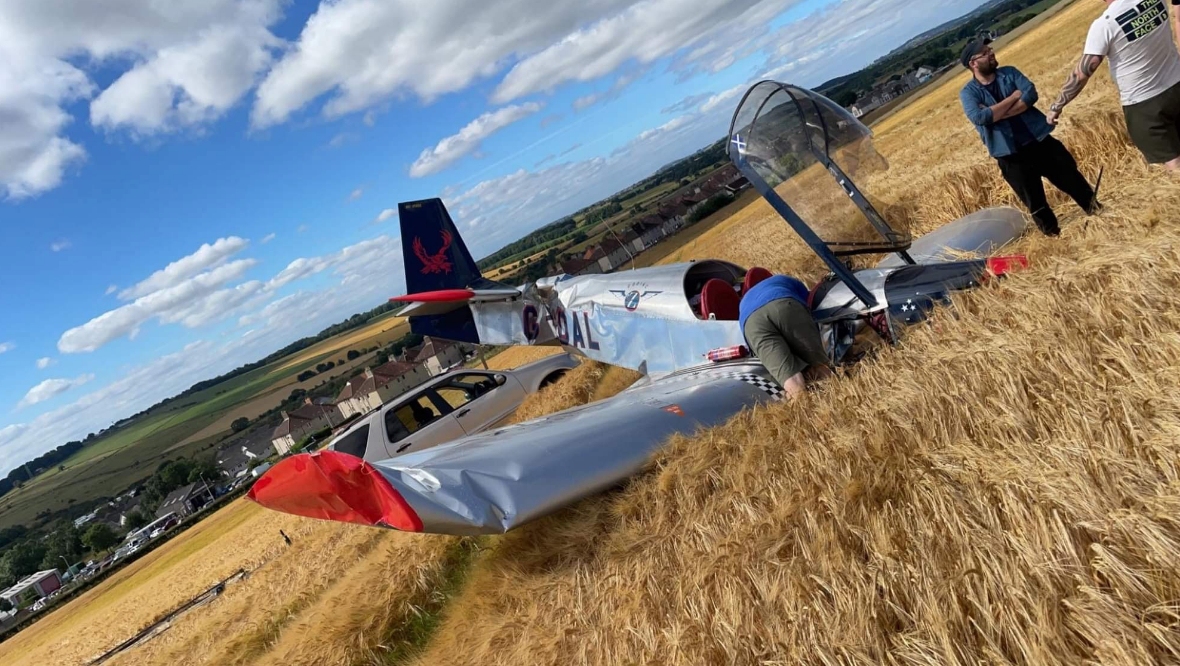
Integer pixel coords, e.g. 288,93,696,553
728,81,909,256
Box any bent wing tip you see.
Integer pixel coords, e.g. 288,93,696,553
248,451,422,532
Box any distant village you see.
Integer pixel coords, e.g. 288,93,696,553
848,65,941,119
549,164,750,278
847,28,1002,119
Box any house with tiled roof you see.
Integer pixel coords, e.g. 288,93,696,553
334,360,432,419
271,398,344,455
216,438,276,478
412,337,469,376
156,481,215,519
630,217,668,249
558,256,602,276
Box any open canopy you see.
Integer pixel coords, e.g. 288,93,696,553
728,81,910,258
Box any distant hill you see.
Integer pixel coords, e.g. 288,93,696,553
815,0,1067,105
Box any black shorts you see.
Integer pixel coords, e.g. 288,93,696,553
1124,80,1180,164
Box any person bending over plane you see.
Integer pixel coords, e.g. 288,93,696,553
959,37,1099,236
738,272,831,397
1046,0,1180,172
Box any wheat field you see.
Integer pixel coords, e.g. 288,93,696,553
6,1,1180,664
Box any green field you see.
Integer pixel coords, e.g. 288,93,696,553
0,314,408,530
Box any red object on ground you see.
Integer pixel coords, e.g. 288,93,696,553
247,451,423,532
984,255,1030,279
389,288,475,303
742,266,774,296
700,279,741,321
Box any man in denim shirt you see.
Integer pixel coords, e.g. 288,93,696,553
960,38,1099,236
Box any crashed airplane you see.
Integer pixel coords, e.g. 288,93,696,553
247,81,1032,536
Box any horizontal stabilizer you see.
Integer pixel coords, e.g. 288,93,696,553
390,287,522,303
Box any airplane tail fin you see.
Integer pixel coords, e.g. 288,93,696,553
397,199,509,344
399,198,488,294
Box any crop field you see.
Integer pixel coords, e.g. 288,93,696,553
9,2,1180,664
269,312,407,375
0,313,409,530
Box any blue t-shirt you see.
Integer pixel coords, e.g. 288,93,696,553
738,275,811,333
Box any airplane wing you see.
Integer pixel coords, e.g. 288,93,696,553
247,362,783,535
876,207,1028,268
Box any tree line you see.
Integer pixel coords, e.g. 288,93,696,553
818,0,1053,107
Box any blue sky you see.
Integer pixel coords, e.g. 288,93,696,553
0,0,991,474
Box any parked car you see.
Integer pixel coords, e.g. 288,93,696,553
327,352,580,462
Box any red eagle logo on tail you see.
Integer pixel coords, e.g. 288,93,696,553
413,231,454,275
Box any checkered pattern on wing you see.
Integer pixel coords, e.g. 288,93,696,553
722,372,786,401
652,369,785,401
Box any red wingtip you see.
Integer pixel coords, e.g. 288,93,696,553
389,289,475,303
247,451,423,532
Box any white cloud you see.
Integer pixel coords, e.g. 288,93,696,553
18,374,95,409
50,239,71,252
0,54,92,199
261,232,276,244
445,96,735,257
571,70,644,111
491,0,800,104
160,280,268,328
328,132,358,148
119,236,249,300
251,0,637,128
297,224,310,234
59,258,257,353
635,115,690,142
410,103,542,178
700,84,746,113
90,11,282,135
0,342,13,354
753,0,988,87
264,234,402,292
36,357,55,370
373,208,397,225
349,187,364,201
105,285,118,296
661,92,714,115
0,0,285,197
251,0,803,128
268,256,331,290
0,424,27,448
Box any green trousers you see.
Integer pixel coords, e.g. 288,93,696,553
742,298,829,388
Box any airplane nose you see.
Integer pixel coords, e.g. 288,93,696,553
247,450,423,532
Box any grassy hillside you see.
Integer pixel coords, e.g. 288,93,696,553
8,3,1180,664
0,314,408,530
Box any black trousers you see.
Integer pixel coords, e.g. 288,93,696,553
995,135,1096,235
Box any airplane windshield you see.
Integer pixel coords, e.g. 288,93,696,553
728,81,910,256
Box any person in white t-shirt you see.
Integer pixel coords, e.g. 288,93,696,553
1046,0,1180,169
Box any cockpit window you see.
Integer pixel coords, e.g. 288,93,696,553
728,81,907,256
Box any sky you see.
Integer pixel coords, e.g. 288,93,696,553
0,0,992,475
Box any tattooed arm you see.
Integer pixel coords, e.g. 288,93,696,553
1174,4,1180,55
1046,53,1105,125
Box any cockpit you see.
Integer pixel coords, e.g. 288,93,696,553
725,80,923,312
685,260,786,321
